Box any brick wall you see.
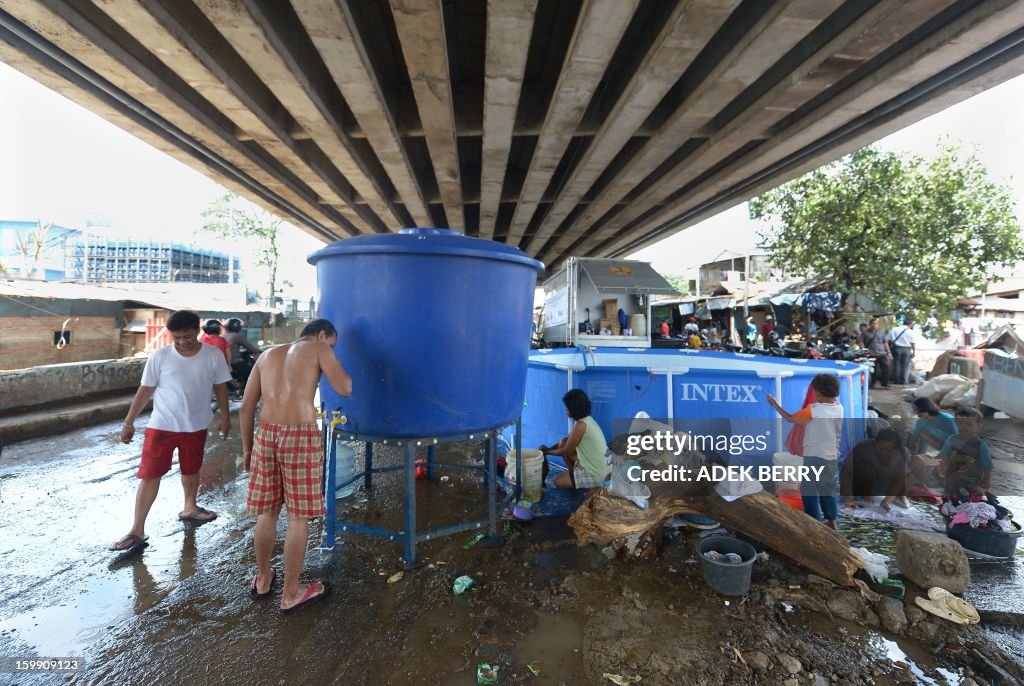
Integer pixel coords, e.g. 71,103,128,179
0,316,122,370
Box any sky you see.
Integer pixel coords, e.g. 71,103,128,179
1,59,1023,293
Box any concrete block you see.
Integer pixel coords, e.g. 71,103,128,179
895,530,970,594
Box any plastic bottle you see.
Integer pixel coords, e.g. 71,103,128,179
453,575,475,594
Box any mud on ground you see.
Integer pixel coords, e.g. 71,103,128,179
1,426,1022,685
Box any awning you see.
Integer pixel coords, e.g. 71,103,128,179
707,296,733,310
577,258,676,294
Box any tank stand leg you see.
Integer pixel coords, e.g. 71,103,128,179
321,435,337,550
364,442,374,490
486,433,498,538
402,442,417,568
426,445,436,481
515,417,523,500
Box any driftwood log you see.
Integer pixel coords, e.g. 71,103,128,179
567,441,865,587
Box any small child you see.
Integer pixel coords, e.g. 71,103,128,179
768,373,844,529
939,406,993,503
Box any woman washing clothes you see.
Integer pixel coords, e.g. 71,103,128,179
840,429,908,511
538,389,609,490
905,397,959,497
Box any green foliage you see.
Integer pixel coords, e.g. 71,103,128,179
661,273,690,295
201,193,282,299
750,145,1023,322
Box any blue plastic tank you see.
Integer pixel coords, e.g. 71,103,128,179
308,229,544,438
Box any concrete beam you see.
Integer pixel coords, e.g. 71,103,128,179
293,0,432,227
596,0,1024,258
576,0,963,258
0,0,353,239
96,0,366,236
503,0,639,248
477,0,536,239
192,0,401,232
538,0,842,263
389,0,465,230
525,0,741,258
610,52,1024,261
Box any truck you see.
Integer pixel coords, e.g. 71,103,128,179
541,257,677,348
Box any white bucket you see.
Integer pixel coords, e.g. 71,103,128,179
334,443,358,498
773,451,802,492
506,448,544,502
628,314,646,336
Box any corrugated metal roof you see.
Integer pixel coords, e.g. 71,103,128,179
0,279,271,314
577,258,676,294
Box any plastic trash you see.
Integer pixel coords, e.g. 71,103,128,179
721,553,743,564
703,550,722,562
453,575,475,594
608,460,651,509
603,674,642,685
463,533,486,549
386,571,404,584
527,663,542,676
477,663,499,684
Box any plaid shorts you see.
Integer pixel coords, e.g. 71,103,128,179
572,463,608,489
246,422,324,518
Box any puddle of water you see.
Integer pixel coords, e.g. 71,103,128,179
0,576,132,656
866,634,960,686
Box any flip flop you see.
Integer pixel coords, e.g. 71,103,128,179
928,587,980,624
179,508,218,524
250,569,276,599
914,595,971,625
109,533,149,552
280,581,328,614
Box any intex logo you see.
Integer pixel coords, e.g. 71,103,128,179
679,383,759,403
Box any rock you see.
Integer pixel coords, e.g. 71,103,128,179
746,652,770,673
863,609,881,627
905,604,926,625
959,678,980,686
895,531,970,593
811,673,830,686
826,591,868,622
776,652,802,675
783,680,799,686
875,596,908,634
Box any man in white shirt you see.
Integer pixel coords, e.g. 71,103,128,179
111,310,233,552
887,317,917,385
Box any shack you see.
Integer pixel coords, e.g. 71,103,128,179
542,257,677,348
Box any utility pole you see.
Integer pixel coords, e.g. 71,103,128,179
743,250,750,317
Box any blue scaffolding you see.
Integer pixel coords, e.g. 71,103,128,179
317,413,525,567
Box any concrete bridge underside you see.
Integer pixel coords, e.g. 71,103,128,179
2,0,1024,271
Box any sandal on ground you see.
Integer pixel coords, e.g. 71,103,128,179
179,507,218,523
109,533,149,552
250,569,276,599
280,581,328,614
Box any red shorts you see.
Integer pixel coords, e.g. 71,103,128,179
138,428,208,479
246,422,324,518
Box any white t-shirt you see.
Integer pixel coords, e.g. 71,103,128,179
800,402,844,460
887,325,916,348
140,344,233,432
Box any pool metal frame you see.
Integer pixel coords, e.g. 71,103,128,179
316,416,525,567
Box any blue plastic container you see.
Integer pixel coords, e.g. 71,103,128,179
308,229,544,438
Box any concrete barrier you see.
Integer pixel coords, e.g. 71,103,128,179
0,358,146,412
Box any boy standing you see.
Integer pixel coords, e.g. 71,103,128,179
768,373,844,529
111,310,233,551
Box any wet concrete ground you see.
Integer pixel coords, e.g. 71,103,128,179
1,399,1023,684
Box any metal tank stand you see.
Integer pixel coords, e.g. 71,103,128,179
317,417,522,568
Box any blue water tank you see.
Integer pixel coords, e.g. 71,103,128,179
308,229,544,438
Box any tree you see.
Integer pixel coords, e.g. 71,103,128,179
13,220,55,279
661,273,690,296
750,145,1024,323
201,193,282,300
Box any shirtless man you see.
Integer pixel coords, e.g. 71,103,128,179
240,319,352,612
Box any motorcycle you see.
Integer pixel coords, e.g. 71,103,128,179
230,348,258,399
